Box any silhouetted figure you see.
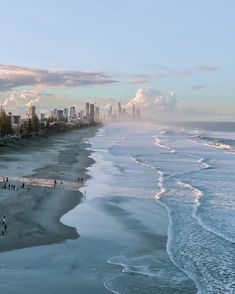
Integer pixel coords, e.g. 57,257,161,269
78,177,80,182
6,177,8,182
54,180,57,189
4,224,7,232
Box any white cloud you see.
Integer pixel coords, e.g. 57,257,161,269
2,93,18,110
126,87,177,112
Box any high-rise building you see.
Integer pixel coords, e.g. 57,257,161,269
70,106,76,119
132,104,136,119
40,113,46,121
95,106,100,121
85,102,90,118
136,108,141,119
56,110,64,121
28,105,36,119
118,102,122,118
63,108,69,120
108,106,113,120
90,104,95,121
79,110,84,120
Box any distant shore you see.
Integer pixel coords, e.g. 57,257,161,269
0,121,101,149
0,124,100,253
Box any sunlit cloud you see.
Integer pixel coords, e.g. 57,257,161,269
127,79,149,84
0,64,118,92
126,87,177,112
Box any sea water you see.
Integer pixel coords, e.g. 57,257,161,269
86,122,235,294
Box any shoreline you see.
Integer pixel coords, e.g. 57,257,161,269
0,122,102,150
0,124,100,253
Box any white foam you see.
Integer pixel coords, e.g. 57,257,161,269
154,136,176,154
176,180,203,206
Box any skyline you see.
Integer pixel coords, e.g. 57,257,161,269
0,0,235,120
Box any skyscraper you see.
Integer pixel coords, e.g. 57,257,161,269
95,106,100,121
108,106,113,120
132,104,136,119
70,106,76,119
118,102,122,118
90,104,95,121
85,102,90,118
63,108,69,120
28,105,36,119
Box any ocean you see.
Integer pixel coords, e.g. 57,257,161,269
82,121,235,293
0,121,234,293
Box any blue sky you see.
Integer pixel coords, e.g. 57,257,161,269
0,0,234,117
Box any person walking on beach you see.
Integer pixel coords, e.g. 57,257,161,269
54,179,57,189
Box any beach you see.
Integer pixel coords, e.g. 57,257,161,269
0,126,99,253
0,122,233,293
0,122,193,294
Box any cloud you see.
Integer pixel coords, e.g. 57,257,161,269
126,87,177,112
128,73,150,79
127,79,149,84
149,63,219,79
197,64,220,72
0,64,118,92
192,84,205,91
2,93,18,110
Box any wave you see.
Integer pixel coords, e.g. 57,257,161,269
176,179,235,244
130,155,166,201
192,135,235,152
176,180,203,206
106,256,158,278
154,136,176,153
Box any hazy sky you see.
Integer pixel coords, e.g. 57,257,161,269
0,0,234,118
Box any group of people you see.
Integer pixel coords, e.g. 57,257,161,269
53,180,64,189
53,177,84,189
1,216,7,236
1,177,26,191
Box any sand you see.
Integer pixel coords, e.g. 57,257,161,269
0,126,100,253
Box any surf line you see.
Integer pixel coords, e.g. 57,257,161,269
130,155,166,200
153,136,176,154
176,179,235,244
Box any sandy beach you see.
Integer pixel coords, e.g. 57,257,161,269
0,123,201,294
0,126,99,253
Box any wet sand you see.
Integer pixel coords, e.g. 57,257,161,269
0,126,99,253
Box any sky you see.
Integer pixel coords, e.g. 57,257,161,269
0,0,234,120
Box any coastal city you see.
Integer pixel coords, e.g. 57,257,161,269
0,101,141,138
